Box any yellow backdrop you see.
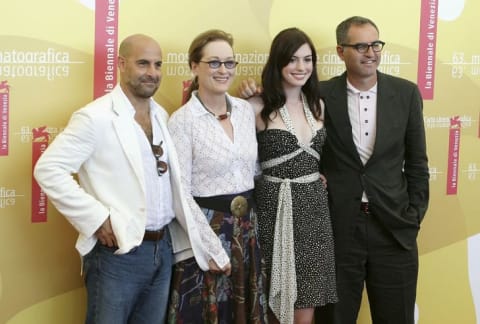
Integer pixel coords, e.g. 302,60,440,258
0,0,479,323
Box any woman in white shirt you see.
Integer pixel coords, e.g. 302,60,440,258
167,29,267,323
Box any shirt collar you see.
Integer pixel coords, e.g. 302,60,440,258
190,91,210,117
346,79,378,94
115,85,159,118
190,90,235,117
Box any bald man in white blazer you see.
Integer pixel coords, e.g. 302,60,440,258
34,34,230,324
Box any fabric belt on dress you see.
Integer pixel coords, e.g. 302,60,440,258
263,172,321,324
143,229,165,241
360,202,370,213
194,190,254,217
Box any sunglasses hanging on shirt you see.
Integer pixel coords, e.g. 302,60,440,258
151,141,168,176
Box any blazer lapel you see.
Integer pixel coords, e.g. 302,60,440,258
365,72,396,166
110,91,147,193
326,74,363,166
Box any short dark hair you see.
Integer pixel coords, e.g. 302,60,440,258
336,16,379,45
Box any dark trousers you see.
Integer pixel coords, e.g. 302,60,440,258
316,208,418,324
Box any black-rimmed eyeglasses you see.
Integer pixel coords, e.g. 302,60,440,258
151,141,168,176
199,60,238,69
341,41,385,53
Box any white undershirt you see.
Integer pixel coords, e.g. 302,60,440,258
347,80,377,202
130,105,175,231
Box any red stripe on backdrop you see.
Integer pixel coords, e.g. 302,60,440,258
417,0,439,100
31,127,49,222
93,0,119,99
182,80,192,105
446,117,461,195
0,81,10,156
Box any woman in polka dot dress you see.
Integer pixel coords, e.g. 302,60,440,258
247,28,338,324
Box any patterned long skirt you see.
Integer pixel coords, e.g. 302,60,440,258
167,206,267,324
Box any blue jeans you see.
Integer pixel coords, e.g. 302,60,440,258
82,231,173,324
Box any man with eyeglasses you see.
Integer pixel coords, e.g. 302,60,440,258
34,34,230,324
314,16,429,324
238,15,429,324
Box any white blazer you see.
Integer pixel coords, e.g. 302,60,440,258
34,85,229,270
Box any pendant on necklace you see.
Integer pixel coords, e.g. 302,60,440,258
195,92,232,121
204,105,231,120
215,112,231,120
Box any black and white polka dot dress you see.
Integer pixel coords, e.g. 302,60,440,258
255,124,337,310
